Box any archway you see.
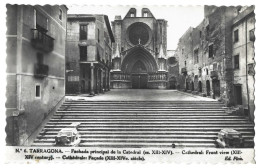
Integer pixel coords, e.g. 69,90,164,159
121,46,158,73
121,46,158,89
206,80,211,96
198,81,202,92
191,81,194,91
212,79,220,99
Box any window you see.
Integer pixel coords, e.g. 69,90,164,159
200,31,202,38
182,48,184,55
35,85,41,98
80,46,87,61
130,13,134,17
194,49,199,64
59,9,62,20
144,12,148,17
213,63,217,71
80,25,88,40
234,55,239,69
208,44,214,58
35,10,48,32
249,29,255,42
234,29,239,42
184,61,186,67
199,68,202,76
206,68,209,75
121,47,124,52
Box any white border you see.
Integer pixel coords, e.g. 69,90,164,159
0,0,258,168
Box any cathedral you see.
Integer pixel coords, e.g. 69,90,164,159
110,8,168,89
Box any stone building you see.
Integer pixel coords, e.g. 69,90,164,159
232,6,255,120
177,6,239,104
6,5,68,145
110,8,168,89
66,14,114,95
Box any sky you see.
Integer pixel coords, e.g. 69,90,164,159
67,5,204,50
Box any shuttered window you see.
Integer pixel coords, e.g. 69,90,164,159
80,25,88,40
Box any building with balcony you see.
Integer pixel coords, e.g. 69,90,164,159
66,14,115,95
6,5,68,145
110,8,168,89
232,6,255,120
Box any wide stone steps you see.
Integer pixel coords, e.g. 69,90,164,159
39,131,254,136
32,100,254,148
41,127,254,132
46,121,251,124
36,134,254,140
31,142,217,148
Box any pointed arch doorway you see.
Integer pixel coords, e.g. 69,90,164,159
131,60,148,89
120,46,158,89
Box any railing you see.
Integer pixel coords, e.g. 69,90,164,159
31,29,54,52
148,73,167,81
111,73,131,81
34,64,49,78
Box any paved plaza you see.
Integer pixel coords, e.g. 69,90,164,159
66,89,216,101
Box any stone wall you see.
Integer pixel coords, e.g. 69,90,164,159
177,7,238,102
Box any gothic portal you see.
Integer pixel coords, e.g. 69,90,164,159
110,8,168,89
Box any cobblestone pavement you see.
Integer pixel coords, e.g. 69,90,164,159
66,89,216,101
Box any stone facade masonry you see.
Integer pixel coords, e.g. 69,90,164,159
111,8,168,89
6,5,68,145
174,6,255,121
176,7,236,101
66,14,114,95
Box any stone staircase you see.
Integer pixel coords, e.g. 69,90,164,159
32,100,254,148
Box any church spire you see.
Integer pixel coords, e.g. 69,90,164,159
158,44,166,59
113,43,120,59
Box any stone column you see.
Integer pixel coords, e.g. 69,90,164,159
100,69,104,93
106,69,109,91
96,68,99,94
90,63,95,96
104,69,107,91
108,71,111,91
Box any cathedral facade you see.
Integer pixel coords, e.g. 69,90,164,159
110,8,168,89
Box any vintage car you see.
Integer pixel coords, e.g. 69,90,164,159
55,122,81,146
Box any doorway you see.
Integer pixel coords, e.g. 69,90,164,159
206,80,210,96
198,81,202,92
212,80,220,99
191,81,194,91
132,74,148,89
234,85,242,105
169,77,177,89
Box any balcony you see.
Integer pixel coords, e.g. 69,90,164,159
31,29,54,52
210,70,218,79
34,64,49,78
181,67,187,75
